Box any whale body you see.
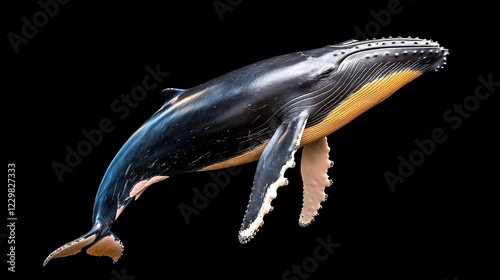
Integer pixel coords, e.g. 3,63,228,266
44,37,449,265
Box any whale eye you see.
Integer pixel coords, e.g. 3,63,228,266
319,65,335,77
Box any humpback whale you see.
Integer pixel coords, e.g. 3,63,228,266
44,37,449,265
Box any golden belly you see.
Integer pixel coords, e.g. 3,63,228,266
201,70,422,171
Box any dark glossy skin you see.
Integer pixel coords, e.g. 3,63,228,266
44,37,448,265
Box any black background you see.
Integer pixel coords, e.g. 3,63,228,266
3,0,498,279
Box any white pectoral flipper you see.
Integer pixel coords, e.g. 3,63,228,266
299,136,333,226
238,112,309,244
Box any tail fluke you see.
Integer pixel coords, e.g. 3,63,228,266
43,224,123,266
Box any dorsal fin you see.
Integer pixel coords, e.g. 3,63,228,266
161,88,186,104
